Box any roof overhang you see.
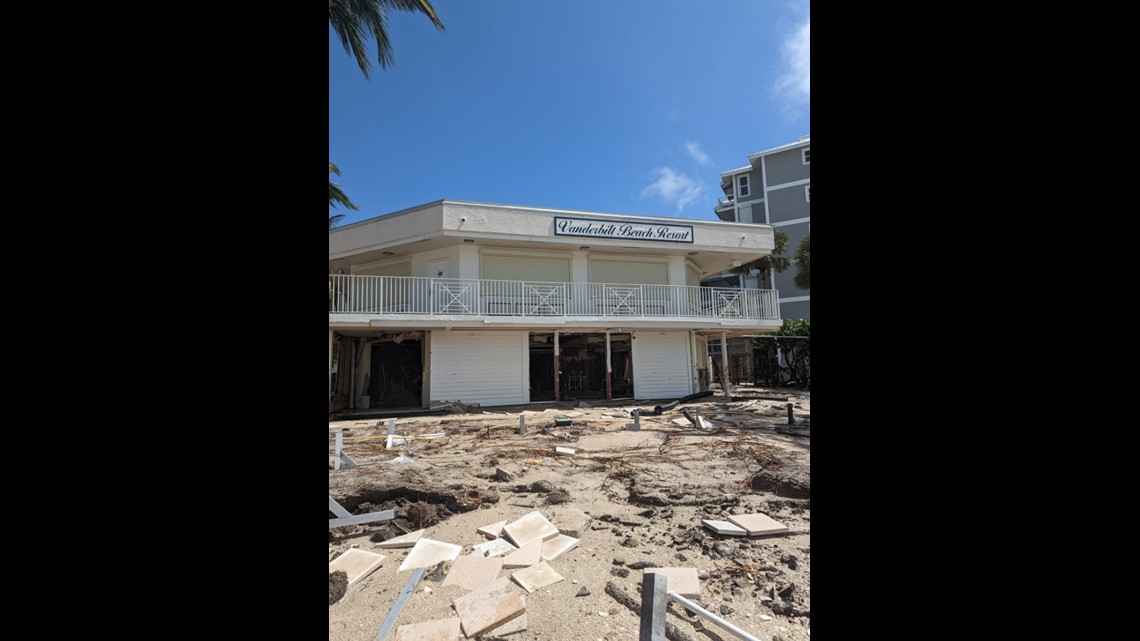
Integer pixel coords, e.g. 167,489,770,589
329,200,774,277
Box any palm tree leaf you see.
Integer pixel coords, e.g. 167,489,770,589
731,228,790,275
329,0,445,78
792,233,810,290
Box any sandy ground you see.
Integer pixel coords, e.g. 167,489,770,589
329,385,810,641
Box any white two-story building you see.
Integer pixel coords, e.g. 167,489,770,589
329,200,782,412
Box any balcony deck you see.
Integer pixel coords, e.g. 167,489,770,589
329,275,780,328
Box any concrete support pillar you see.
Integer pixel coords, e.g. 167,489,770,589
348,337,356,410
720,332,732,399
689,330,699,394
554,331,561,403
605,331,613,401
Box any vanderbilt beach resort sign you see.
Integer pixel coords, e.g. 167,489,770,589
553,216,694,243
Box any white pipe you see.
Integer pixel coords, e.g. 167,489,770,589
667,592,762,641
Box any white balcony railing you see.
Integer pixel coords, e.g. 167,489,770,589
330,275,780,321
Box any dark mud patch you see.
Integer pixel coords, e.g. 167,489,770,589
626,477,742,507
339,485,500,515
329,570,348,605
750,469,810,499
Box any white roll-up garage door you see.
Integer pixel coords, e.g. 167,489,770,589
632,331,692,399
355,261,411,277
481,254,570,283
589,260,669,285
429,330,528,406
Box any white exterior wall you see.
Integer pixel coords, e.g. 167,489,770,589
429,330,529,406
442,202,772,252
456,244,480,279
330,202,444,259
411,247,459,279
632,331,693,399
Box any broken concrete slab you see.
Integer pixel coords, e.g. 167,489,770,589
452,576,526,638
477,520,508,539
487,612,528,636
539,534,579,562
502,511,560,548
671,418,691,427
398,538,463,572
328,548,386,586
644,567,700,598
501,539,542,569
549,507,592,538
702,519,748,536
470,537,518,558
393,617,461,641
442,555,504,592
494,467,516,482
727,512,790,536
511,561,565,593
376,528,426,549
563,410,585,418
555,446,576,456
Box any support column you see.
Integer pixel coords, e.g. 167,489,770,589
689,330,699,394
720,332,732,400
605,331,613,401
554,331,561,402
329,330,334,406
348,337,356,409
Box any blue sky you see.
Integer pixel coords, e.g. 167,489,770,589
329,0,809,226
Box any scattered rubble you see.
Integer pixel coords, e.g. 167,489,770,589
329,386,811,641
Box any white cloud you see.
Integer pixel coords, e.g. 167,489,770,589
774,14,810,107
685,141,712,166
640,167,707,212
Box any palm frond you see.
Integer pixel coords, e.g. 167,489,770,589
330,161,359,213
731,228,790,276
329,0,445,78
792,233,810,290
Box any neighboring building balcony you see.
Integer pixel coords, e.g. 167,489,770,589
713,196,736,221
330,275,780,324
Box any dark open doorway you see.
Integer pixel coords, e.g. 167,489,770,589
529,333,556,401
530,332,633,402
368,335,423,408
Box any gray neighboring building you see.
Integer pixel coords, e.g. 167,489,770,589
709,135,810,320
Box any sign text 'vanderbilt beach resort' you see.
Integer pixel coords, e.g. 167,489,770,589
553,217,694,243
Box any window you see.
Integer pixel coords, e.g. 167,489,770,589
805,184,810,202
802,148,810,164
738,174,750,197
